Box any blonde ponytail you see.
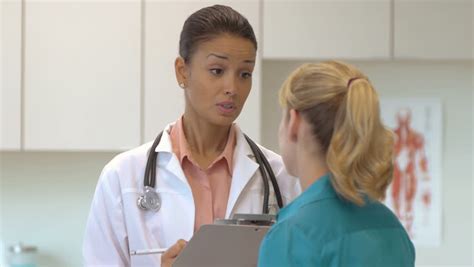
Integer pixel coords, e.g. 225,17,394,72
279,61,394,205
328,78,394,205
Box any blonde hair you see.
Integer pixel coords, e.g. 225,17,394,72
279,61,394,205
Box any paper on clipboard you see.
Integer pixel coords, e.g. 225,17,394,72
173,224,270,267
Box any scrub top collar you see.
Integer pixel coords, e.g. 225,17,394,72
277,173,335,221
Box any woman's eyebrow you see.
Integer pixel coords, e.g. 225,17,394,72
207,53,255,64
207,53,228,60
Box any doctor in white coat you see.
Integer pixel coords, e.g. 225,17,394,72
83,5,301,267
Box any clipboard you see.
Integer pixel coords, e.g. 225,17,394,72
173,224,270,267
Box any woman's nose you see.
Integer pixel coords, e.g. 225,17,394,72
223,75,239,96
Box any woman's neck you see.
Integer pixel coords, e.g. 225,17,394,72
182,114,231,157
296,150,329,191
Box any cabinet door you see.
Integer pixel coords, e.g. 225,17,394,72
145,1,262,142
24,1,141,150
394,0,473,59
263,0,391,60
1,0,22,150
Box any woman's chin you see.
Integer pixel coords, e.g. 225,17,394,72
210,113,238,127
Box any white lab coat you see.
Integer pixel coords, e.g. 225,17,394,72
83,123,301,267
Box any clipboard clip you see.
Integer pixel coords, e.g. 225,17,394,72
214,213,276,226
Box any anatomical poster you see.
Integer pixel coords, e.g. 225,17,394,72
380,98,442,247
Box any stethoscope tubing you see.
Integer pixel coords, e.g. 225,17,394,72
144,131,162,188
142,130,283,213
244,134,270,213
245,134,283,210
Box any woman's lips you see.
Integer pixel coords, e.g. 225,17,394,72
216,101,236,114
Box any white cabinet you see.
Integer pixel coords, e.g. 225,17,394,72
394,0,473,60
263,0,391,60
1,0,22,150
24,1,141,150
145,1,262,142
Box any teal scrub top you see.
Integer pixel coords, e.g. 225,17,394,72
258,174,415,267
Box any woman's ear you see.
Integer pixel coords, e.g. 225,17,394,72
175,57,187,89
288,109,301,142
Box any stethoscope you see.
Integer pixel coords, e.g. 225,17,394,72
137,131,283,214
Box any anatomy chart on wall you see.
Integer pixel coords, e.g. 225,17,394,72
380,98,442,247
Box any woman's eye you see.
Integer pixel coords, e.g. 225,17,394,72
210,68,223,75
241,72,252,79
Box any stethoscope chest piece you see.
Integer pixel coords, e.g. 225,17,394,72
137,186,161,211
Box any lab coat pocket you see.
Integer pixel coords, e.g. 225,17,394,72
146,189,194,248
231,180,265,215
121,189,191,255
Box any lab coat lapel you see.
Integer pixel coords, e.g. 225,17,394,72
155,124,190,191
153,123,194,240
226,126,259,218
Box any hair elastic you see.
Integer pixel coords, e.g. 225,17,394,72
347,77,363,88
